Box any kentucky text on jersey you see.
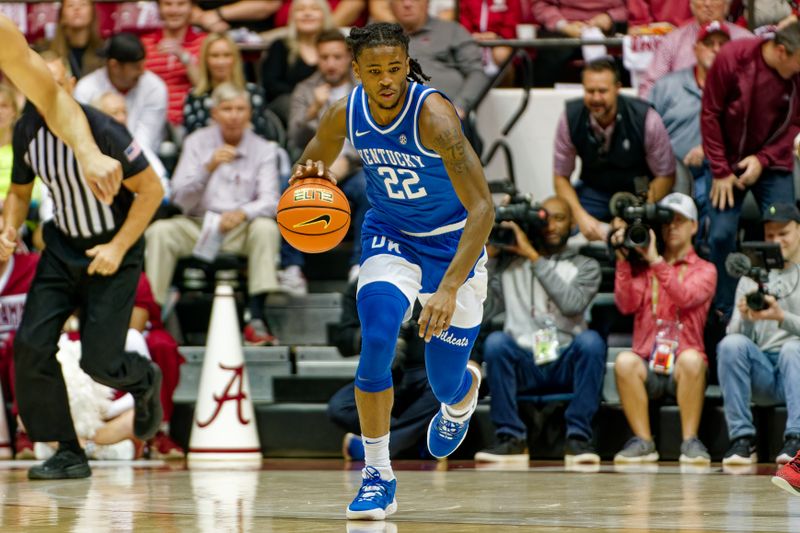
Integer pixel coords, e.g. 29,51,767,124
357,148,426,169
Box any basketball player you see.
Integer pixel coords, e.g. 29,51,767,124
292,23,494,520
0,14,121,204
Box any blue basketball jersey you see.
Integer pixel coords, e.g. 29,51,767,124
346,82,467,236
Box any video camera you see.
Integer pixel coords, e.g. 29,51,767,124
725,242,784,311
489,192,548,247
609,189,674,250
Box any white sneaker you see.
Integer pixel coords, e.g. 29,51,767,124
278,265,308,297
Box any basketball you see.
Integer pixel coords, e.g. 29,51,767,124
277,178,351,253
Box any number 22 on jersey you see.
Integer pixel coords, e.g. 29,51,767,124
378,166,428,200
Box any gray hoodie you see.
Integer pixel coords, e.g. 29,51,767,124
500,248,601,350
728,263,800,353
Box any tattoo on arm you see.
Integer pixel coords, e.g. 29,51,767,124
433,127,472,174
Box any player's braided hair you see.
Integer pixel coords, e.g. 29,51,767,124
346,23,431,84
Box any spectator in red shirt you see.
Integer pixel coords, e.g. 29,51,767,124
0,252,39,458
627,0,693,28
44,0,105,79
612,193,717,465
637,0,753,97
532,0,628,87
701,21,800,318
459,0,522,76
141,0,207,127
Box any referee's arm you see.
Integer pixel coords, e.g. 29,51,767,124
86,167,164,276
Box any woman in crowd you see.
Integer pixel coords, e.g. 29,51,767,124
46,0,105,79
260,0,334,122
183,33,271,138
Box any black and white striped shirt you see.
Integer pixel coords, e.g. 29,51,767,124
12,104,148,243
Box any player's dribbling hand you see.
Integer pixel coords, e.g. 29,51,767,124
0,225,17,261
86,241,125,276
78,150,122,206
418,288,457,343
290,159,338,186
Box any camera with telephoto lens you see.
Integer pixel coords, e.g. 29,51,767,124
725,242,785,311
609,191,674,250
489,193,548,247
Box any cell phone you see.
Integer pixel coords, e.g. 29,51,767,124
741,241,784,270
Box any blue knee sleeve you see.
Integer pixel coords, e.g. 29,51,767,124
425,324,481,405
354,282,409,393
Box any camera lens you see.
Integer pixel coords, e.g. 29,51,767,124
746,290,767,311
627,224,649,248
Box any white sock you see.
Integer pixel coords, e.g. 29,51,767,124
362,433,394,481
443,365,481,421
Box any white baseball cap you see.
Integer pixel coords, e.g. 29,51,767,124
658,192,698,221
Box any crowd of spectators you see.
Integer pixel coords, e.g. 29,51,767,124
1,0,800,467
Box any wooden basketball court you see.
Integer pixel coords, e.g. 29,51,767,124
0,459,798,532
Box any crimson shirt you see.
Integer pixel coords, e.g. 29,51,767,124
614,249,716,360
459,0,522,38
701,38,800,179
0,253,39,403
141,28,207,125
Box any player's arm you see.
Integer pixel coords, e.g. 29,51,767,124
0,17,120,202
85,167,164,276
290,97,348,185
0,15,121,204
416,94,494,341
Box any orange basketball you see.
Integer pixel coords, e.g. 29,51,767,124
277,178,351,253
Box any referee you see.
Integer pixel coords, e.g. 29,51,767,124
0,55,165,480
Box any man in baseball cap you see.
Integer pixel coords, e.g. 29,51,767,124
611,191,717,464
696,21,731,44
659,191,699,222
719,200,800,475
762,202,800,224
75,33,167,154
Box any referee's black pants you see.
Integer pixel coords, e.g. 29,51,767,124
14,222,156,442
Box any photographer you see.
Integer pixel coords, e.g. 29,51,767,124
612,193,716,464
474,197,606,464
553,57,675,242
718,203,800,466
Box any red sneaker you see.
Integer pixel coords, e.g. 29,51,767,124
243,320,277,346
773,451,800,496
14,431,35,460
148,431,184,460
